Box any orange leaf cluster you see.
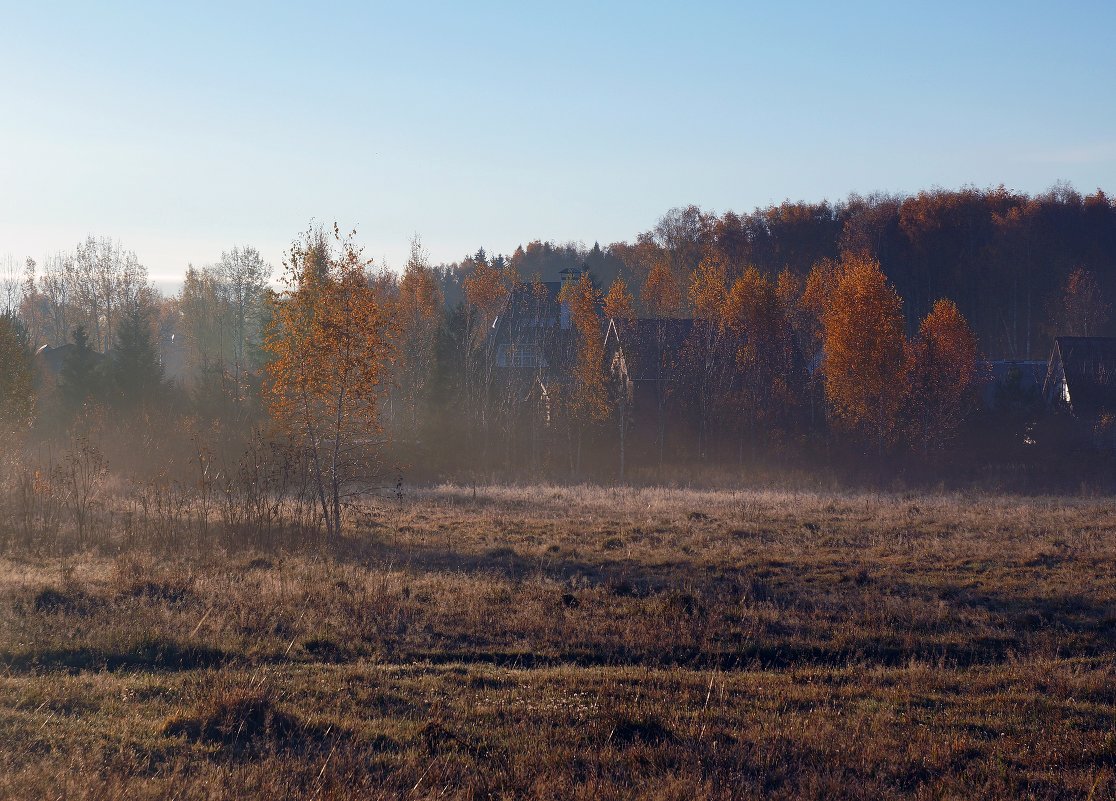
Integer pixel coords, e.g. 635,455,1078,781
821,255,907,449
603,278,634,322
560,274,609,424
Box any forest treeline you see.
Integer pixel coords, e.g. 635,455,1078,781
1,185,1115,534
436,183,1116,358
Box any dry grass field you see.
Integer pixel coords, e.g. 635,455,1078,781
1,484,1115,799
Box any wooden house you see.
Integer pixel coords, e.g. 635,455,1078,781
603,317,695,409
1042,336,1116,419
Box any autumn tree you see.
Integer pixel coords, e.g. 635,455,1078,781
72,236,153,353
821,255,908,453
179,266,233,372
36,252,78,347
393,236,443,438
641,257,683,319
685,254,734,459
1060,267,1109,337
217,246,271,381
801,258,841,346
603,277,634,322
905,299,979,453
0,313,33,439
640,257,685,466
461,254,512,448
603,278,636,477
798,259,843,428
264,224,394,540
559,273,607,475
723,267,794,454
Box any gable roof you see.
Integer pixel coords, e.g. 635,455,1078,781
1043,336,1116,417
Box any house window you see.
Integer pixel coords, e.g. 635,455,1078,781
512,348,538,368
497,344,542,368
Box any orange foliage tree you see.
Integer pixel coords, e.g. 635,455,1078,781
906,299,979,453
801,258,841,345
723,266,794,452
640,257,686,466
559,273,607,473
462,256,513,438
602,277,635,477
394,236,443,437
642,258,683,318
603,277,634,322
264,225,394,540
821,255,908,453
686,254,734,459
1061,267,1109,337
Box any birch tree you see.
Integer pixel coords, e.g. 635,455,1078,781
264,225,395,541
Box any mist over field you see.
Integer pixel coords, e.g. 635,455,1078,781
3,2,1116,798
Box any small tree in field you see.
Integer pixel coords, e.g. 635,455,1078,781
264,225,394,541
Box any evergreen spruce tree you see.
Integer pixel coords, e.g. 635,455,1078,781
108,306,164,411
59,325,104,420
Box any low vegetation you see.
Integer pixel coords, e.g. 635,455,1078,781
0,485,1113,799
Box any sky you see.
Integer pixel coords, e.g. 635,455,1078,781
2,0,1115,287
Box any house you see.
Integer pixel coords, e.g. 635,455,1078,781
1042,336,1116,419
33,343,79,378
603,317,695,408
490,267,584,375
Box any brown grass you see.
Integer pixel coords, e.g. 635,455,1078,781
0,484,1113,799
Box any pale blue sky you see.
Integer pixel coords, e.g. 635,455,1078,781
2,1,1114,283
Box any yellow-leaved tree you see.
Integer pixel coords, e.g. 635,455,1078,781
603,277,635,477
559,273,607,474
686,253,733,459
462,255,512,441
640,256,685,466
821,255,908,453
723,266,792,453
264,224,395,541
906,298,979,454
394,236,443,439
603,277,634,323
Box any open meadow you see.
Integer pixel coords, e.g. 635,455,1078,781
1,484,1115,800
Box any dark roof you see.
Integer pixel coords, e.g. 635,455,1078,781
1044,336,1116,417
34,343,77,375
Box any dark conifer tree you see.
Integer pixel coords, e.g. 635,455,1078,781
108,306,164,411
59,325,104,420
